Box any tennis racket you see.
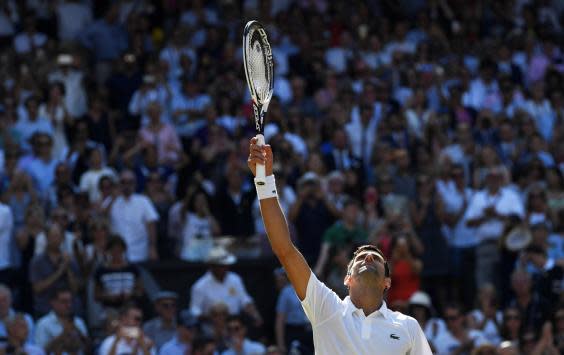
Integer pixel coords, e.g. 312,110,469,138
243,20,274,185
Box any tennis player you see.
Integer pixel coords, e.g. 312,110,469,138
248,137,432,354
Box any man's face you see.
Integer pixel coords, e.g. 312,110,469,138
52,292,73,317
444,308,463,331
120,173,136,196
122,308,143,327
156,298,177,320
346,251,389,295
227,320,245,339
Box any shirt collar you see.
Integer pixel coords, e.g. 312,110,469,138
342,297,391,320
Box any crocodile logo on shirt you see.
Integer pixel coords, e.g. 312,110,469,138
390,334,400,340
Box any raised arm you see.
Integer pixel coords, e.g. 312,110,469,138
248,137,311,300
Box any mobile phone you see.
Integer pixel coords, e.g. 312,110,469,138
122,326,140,338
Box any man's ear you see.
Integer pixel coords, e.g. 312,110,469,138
344,274,351,287
384,277,391,291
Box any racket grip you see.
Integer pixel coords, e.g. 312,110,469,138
255,134,266,185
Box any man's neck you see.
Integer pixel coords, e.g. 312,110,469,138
352,293,383,316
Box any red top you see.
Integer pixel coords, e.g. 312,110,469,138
387,259,420,304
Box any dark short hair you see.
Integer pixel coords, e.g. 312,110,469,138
106,235,127,251
51,287,72,301
346,245,390,277
192,336,215,352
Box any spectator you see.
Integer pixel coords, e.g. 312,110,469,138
98,303,156,355
13,12,47,55
465,166,525,287
2,313,44,355
78,4,128,82
273,268,312,354
410,173,449,312
94,235,143,311
387,235,423,311
506,268,549,331
437,163,477,307
38,82,71,160
499,306,522,343
170,78,211,138
314,198,367,278
143,291,178,351
407,291,446,350
200,303,229,352
138,101,182,166
79,148,116,203
34,288,89,353
14,99,54,153
191,336,217,355
523,245,563,305
178,189,220,262
189,248,262,327
108,170,159,262
56,0,93,42
159,309,199,355
211,164,256,239
467,283,503,346
33,206,79,258
288,172,340,265
48,54,88,119
222,315,265,355
29,223,81,316
433,303,488,355
0,201,14,286
0,285,34,348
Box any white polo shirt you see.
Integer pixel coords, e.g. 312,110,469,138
109,194,159,262
0,203,14,270
301,272,432,355
189,271,253,317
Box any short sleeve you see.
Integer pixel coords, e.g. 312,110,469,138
300,271,343,327
142,196,159,223
233,274,253,307
407,317,433,355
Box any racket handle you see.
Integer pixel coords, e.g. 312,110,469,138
255,134,266,185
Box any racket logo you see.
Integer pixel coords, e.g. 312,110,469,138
257,28,272,61
253,104,261,130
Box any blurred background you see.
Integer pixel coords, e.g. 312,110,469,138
0,0,563,354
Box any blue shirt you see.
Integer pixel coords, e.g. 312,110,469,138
159,336,189,355
0,309,35,346
276,284,309,325
13,118,54,151
79,20,127,61
22,157,59,196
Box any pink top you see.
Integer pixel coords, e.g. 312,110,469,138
139,123,182,165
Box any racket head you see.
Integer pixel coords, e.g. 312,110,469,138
243,20,274,132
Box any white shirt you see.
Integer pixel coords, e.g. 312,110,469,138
13,32,47,53
180,213,214,262
433,329,487,355
463,187,525,243
189,271,253,317
221,338,266,355
109,194,159,263
0,203,14,270
301,272,432,355
48,70,87,118
34,231,77,257
437,181,477,248
34,311,88,349
79,168,116,202
98,334,156,355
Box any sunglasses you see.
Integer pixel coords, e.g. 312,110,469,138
445,315,460,321
160,302,176,309
228,325,242,332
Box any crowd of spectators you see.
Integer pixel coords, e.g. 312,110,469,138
0,0,563,354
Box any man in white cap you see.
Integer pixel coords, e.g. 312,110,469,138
248,137,432,354
189,247,262,327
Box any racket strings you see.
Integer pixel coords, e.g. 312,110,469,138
246,34,270,101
